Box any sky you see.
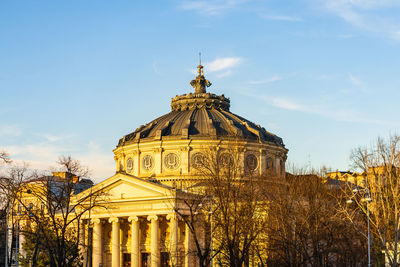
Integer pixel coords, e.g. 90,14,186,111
1,0,400,182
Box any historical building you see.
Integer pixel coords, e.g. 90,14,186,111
76,64,288,267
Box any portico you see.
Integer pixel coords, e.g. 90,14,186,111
76,173,196,267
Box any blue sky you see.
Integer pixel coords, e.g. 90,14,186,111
1,0,400,182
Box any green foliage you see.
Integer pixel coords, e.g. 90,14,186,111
19,224,82,267
19,225,50,267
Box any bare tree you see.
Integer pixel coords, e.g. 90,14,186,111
260,170,367,267
172,189,216,267
348,135,400,267
0,161,34,267
0,150,11,164
3,155,104,267
176,147,269,267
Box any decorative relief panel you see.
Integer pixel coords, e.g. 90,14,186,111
126,157,134,172
219,153,234,167
246,154,258,171
191,152,206,169
164,153,180,170
142,154,154,171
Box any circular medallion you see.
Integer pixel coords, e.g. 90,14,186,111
164,153,180,170
142,155,154,171
246,154,258,171
191,152,206,169
126,158,134,172
219,153,234,167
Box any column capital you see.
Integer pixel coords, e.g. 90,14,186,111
166,213,177,221
147,215,158,222
180,146,191,152
155,147,164,153
128,216,140,222
109,217,119,223
236,147,246,153
92,218,102,225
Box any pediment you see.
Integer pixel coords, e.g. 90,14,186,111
76,173,173,202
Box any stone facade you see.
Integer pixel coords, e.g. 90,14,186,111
75,64,288,267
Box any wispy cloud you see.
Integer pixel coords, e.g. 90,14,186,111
179,0,249,16
216,70,233,78
207,57,241,72
268,96,394,125
260,14,302,22
152,60,164,76
0,125,22,137
347,73,371,93
192,57,242,77
271,97,310,112
348,73,363,87
319,0,400,41
248,74,283,85
240,90,398,126
35,133,76,142
4,133,114,183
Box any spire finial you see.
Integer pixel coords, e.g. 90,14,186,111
190,54,211,93
197,52,203,76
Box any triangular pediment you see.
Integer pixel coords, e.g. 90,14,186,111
76,172,173,202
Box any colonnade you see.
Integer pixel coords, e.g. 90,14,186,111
88,213,193,267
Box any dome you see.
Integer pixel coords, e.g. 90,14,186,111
113,64,288,184
118,95,284,147
118,65,284,148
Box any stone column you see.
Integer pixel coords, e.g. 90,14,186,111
167,213,178,266
128,216,140,267
92,218,103,267
18,221,26,258
147,215,160,267
185,222,195,267
79,220,87,265
109,217,120,267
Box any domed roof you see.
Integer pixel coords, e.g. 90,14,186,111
117,64,285,148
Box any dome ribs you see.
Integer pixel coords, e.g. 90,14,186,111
204,109,217,136
220,110,261,141
190,108,203,136
207,109,227,136
138,121,158,140
243,121,262,142
181,109,195,139
213,108,243,137
155,120,173,140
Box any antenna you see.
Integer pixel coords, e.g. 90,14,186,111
199,52,202,65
